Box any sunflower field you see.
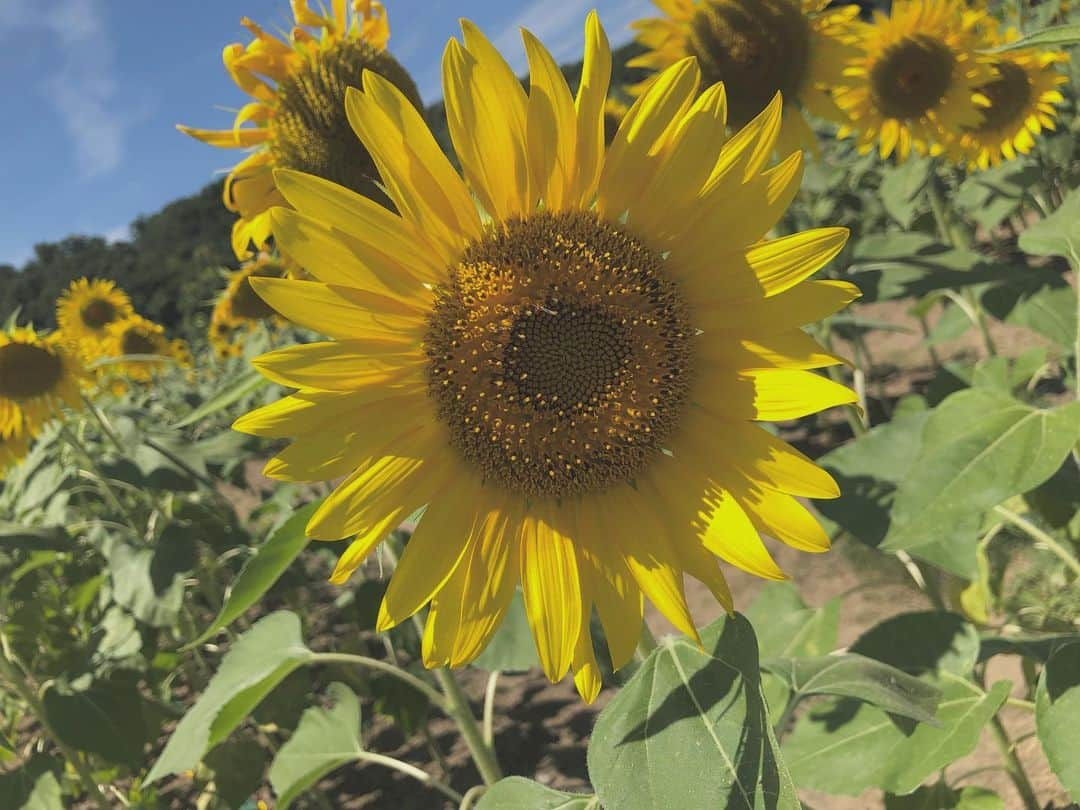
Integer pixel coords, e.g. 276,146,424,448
3,0,1080,807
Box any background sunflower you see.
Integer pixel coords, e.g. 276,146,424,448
101,314,176,383
55,277,134,346
0,327,86,438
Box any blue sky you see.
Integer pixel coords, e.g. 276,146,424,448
0,0,652,268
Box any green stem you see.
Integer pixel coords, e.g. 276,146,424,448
482,670,501,748
0,656,110,810
141,437,220,494
432,667,504,786
989,714,1041,810
310,652,448,709
356,750,465,804
58,424,139,532
1006,697,1037,711
80,395,127,456
993,504,1080,577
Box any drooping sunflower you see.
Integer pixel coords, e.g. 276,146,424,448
179,0,422,258
235,14,858,701
832,0,994,160
101,315,175,383
950,30,1068,169
0,429,30,480
56,278,134,346
0,327,86,438
209,257,289,358
629,0,863,155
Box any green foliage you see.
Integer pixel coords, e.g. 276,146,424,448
1035,642,1080,800
477,778,598,809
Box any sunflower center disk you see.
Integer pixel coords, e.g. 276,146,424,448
0,342,64,400
425,210,694,499
687,0,811,129
870,34,955,120
970,61,1032,133
121,330,159,357
270,39,422,200
79,298,117,330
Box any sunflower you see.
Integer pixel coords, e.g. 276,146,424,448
179,0,421,258
101,315,175,383
209,256,289,357
56,278,134,346
629,0,863,155
0,327,86,438
950,30,1068,169
235,14,858,701
832,0,994,160
0,429,31,480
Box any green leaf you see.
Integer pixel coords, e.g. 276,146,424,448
0,756,62,810
204,735,271,809
745,582,840,659
106,533,192,628
955,161,1040,231
1005,284,1077,350
269,682,363,809
477,778,598,809
783,676,1011,796
989,23,1080,51
473,589,540,672
978,632,1078,663
850,611,981,678
1018,186,1080,264
816,396,930,548
587,614,799,810
43,673,151,766
880,157,930,228
186,502,319,649
146,611,313,783
882,390,1080,555
886,783,1003,810
1035,641,1080,800
0,523,70,553
173,369,269,428
762,654,942,723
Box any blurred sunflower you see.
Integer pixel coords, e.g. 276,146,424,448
832,0,993,160
952,32,1068,169
56,278,134,346
0,327,86,438
628,0,863,155
209,257,289,357
235,15,857,701
0,429,31,479
102,315,174,383
179,0,422,258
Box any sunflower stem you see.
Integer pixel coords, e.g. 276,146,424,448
0,648,110,810
309,652,448,708
432,667,504,786
355,750,465,804
926,170,998,357
482,670,500,748
992,504,1080,577
58,423,139,533
80,395,127,456
989,713,1041,810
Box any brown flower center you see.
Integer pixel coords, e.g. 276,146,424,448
270,39,422,203
870,34,955,120
0,341,64,400
425,210,694,499
80,298,117,330
969,61,1032,134
687,0,811,128
121,329,160,357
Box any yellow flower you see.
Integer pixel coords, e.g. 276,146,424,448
0,429,31,480
209,256,289,358
629,0,863,156
179,0,421,259
101,315,175,383
235,14,857,701
0,327,86,438
832,0,994,160
56,278,134,346
951,29,1068,169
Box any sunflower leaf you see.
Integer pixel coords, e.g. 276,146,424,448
477,778,598,809
587,613,799,810
987,23,1080,52
1035,641,1080,800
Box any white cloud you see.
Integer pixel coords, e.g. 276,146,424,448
103,223,131,244
0,0,128,178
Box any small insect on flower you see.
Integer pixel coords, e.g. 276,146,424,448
0,327,87,439
178,0,422,258
832,0,995,160
235,13,858,702
629,0,864,156
56,278,134,347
